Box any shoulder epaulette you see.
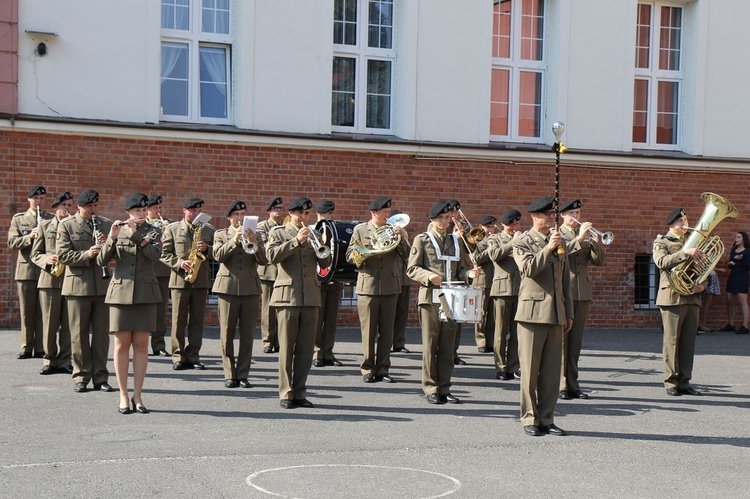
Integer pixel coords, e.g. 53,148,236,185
12,212,24,218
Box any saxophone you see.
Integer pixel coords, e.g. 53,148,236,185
184,224,206,283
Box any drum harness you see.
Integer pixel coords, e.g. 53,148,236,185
425,231,461,326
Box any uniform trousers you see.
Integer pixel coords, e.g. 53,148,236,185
276,306,318,400
315,281,343,361
17,280,44,354
66,296,109,385
474,290,495,349
517,321,563,427
217,294,259,381
170,287,208,364
357,294,397,376
151,275,170,353
493,296,519,374
660,303,699,390
419,304,456,396
560,300,590,392
39,288,71,368
453,323,463,360
392,285,411,350
260,280,278,350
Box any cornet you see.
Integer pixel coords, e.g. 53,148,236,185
307,225,331,259
233,220,256,255
569,216,614,245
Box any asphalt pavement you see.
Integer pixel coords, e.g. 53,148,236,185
1,326,748,498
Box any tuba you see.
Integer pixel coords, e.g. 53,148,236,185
350,213,409,268
184,224,206,283
667,193,738,296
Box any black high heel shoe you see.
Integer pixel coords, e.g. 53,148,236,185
118,405,133,415
131,397,150,414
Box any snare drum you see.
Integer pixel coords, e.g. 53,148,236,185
432,285,484,323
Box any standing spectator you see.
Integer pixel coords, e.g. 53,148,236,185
697,268,723,334
722,232,750,334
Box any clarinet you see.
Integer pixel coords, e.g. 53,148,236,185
91,214,110,279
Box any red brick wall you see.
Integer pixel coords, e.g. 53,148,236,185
2,129,748,330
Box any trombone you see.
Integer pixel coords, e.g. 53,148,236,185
569,216,614,245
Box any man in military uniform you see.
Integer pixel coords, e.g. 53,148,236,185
472,215,498,354
212,200,266,388
407,201,472,404
146,195,171,357
445,199,469,366
653,208,704,397
558,199,605,400
513,196,573,436
313,199,344,368
266,197,331,409
390,209,412,354
346,197,409,383
8,185,52,359
487,209,522,381
56,189,113,392
31,191,74,375
257,197,285,353
160,197,215,370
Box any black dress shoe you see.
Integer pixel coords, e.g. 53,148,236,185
540,424,566,436
496,371,513,381
225,379,239,388
94,382,114,392
312,359,324,367
376,374,395,383
263,347,273,353
426,393,443,405
736,326,749,335
131,397,150,414
73,382,88,393
327,358,343,366
454,357,466,366
157,349,170,357
513,371,522,380
478,347,488,353
719,324,735,332
16,351,32,359
666,387,682,396
192,361,205,370
118,406,133,414
172,361,189,370
680,386,701,396
40,365,54,375
524,425,541,436
294,399,314,408
570,390,589,399
279,399,295,409
558,390,571,400
363,373,376,383
392,346,410,353
33,352,45,359
441,393,460,404
63,365,74,374
238,379,252,388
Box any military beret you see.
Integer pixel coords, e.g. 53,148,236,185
147,195,163,207
51,191,73,208
666,208,686,225
226,200,246,217
429,201,452,219
501,209,522,225
266,197,283,211
124,193,149,210
288,197,312,211
527,196,555,213
368,197,392,210
316,199,335,214
77,189,99,205
479,215,497,226
445,199,461,211
183,197,204,209
560,199,582,212
28,185,46,197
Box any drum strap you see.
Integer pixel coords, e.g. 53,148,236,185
425,232,461,283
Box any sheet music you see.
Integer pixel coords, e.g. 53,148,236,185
243,215,258,232
192,212,212,227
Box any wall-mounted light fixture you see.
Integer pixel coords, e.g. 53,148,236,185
25,30,59,57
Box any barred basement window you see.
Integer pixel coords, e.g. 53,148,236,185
634,253,658,309
340,284,358,307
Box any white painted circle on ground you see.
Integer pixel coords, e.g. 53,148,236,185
246,464,461,498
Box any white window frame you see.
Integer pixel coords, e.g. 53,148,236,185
332,0,396,134
490,0,546,144
160,0,232,124
633,2,684,150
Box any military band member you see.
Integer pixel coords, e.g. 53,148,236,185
98,194,162,414
313,199,344,367
8,185,52,359
558,199,605,400
653,208,704,397
487,209,522,381
146,195,171,357
56,189,113,393
407,201,471,404
347,197,409,383
160,197,215,370
472,215,498,353
266,197,331,409
257,197,285,353
513,196,573,436
390,209,413,354
445,199,468,366
31,191,74,375
212,200,266,388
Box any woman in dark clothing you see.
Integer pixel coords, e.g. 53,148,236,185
723,232,750,334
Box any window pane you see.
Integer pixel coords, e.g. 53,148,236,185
492,0,511,59
368,0,393,49
366,59,391,128
332,57,356,126
656,81,678,145
658,6,681,71
520,0,544,61
199,46,228,119
490,69,510,136
632,79,649,143
518,71,541,137
161,42,189,116
203,0,230,34
635,3,651,69
161,0,189,30
334,0,357,45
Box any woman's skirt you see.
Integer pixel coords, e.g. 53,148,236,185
109,303,157,332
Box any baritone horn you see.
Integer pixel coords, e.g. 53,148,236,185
569,217,614,245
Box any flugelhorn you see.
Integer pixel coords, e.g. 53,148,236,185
307,225,331,259
569,217,614,245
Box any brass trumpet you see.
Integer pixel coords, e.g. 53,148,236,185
569,216,614,245
307,225,331,259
